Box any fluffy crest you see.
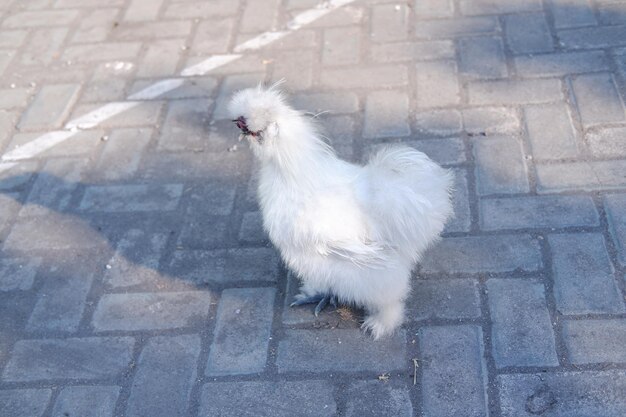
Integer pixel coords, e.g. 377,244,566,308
228,84,335,175
228,83,288,134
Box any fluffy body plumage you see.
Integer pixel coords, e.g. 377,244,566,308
229,85,454,339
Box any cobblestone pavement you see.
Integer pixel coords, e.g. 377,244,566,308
1,0,626,416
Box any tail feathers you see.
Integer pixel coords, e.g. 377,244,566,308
368,146,438,175
364,145,455,262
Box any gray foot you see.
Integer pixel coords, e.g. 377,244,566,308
290,294,338,316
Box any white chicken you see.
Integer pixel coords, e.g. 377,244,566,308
229,84,453,339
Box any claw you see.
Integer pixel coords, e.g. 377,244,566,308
314,296,330,317
290,294,324,307
290,293,338,316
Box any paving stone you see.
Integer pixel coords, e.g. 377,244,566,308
0,192,20,234
51,386,119,417
414,16,499,39
80,184,183,212
515,51,609,77
563,319,626,365
127,335,200,417
558,25,626,49
462,107,520,136
291,92,359,114
408,138,466,167
416,61,460,108
18,84,80,131
199,381,337,417
504,13,553,54
498,370,626,417
371,41,455,63
114,21,191,40
587,126,626,157
71,8,119,43
104,229,167,288
363,91,410,138
605,194,626,266
158,99,212,151
271,50,315,90
322,27,360,66
468,79,562,105
164,0,239,18
572,73,625,126
421,235,542,274
211,73,266,119
0,110,17,149
20,28,68,67
140,149,249,182
20,158,86,217
487,279,558,368
408,279,480,320
4,213,106,251
191,18,234,54
0,88,30,109
55,0,125,7
124,0,164,21
524,103,578,160
415,0,454,18
460,0,542,15
549,0,597,28
0,257,40,292
92,291,212,331
320,66,408,89
206,288,275,376
414,110,463,137
95,128,153,180
458,36,507,79
481,195,598,231
0,50,15,78
276,329,406,372
3,10,79,27
2,337,134,381
371,4,409,42
307,5,364,28
536,160,626,192
597,5,626,26
62,42,142,63
419,325,488,417
239,211,266,243
549,233,624,314
240,0,279,32
473,135,529,195
27,255,96,333
344,381,412,417
0,389,51,417
80,79,127,104
0,30,28,49
136,39,185,78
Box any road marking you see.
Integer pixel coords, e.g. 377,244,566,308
0,0,357,173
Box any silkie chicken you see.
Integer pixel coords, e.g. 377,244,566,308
229,84,453,339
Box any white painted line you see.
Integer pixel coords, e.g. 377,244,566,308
234,31,289,53
128,78,185,100
0,162,18,175
180,54,242,77
2,131,76,162
65,102,139,130
0,0,357,164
